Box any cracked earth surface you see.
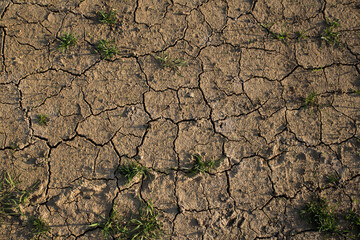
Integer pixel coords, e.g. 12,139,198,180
0,0,359,239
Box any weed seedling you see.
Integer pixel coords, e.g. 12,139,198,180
325,173,340,186
248,39,257,44
98,10,117,25
9,143,19,153
295,29,308,42
152,52,187,73
273,25,288,41
312,66,324,72
261,22,288,43
118,161,148,184
36,114,49,126
28,216,51,239
301,198,339,233
88,208,125,239
89,200,164,239
260,22,273,31
186,154,223,175
0,172,18,219
0,172,36,220
58,33,77,53
126,200,164,239
346,210,360,238
95,39,119,59
321,18,341,46
304,92,318,108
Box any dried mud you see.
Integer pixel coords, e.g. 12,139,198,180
0,0,359,239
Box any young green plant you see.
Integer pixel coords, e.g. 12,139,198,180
89,200,164,240
321,18,341,46
346,210,360,238
325,173,340,186
118,161,148,184
152,52,187,73
295,29,308,42
36,114,49,126
88,208,125,239
301,198,339,233
95,39,119,59
304,92,318,108
0,172,37,220
126,200,164,239
58,33,77,53
261,22,288,43
28,216,51,240
185,154,223,175
9,143,19,153
98,10,117,25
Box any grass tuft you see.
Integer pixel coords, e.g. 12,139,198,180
261,22,288,43
186,154,223,175
346,210,360,238
321,18,341,46
9,143,19,152
118,161,148,184
325,173,340,186
304,92,318,108
152,52,187,73
89,200,164,239
95,39,119,59
301,198,339,233
0,172,37,220
58,33,77,53
88,208,125,239
301,198,360,238
98,10,117,25
126,200,164,239
295,29,308,42
36,114,49,126
28,216,51,240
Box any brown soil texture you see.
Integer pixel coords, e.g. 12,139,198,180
0,0,360,239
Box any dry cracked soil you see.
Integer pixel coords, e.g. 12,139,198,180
0,0,360,239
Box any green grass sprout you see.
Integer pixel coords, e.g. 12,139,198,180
321,18,341,46
89,200,164,239
301,198,339,233
98,10,117,25
346,210,360,238
28,216,51,240
95,39,119,59
261,22,288,43
325,173,340,186
36,114,49,126
295,29,309,42
185,154,223,175
152,52,187,73
0,172,39,220
118,161,148,184
304,92,318,108
58,33,77,53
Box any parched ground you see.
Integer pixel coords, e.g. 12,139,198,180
0,0,359,239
